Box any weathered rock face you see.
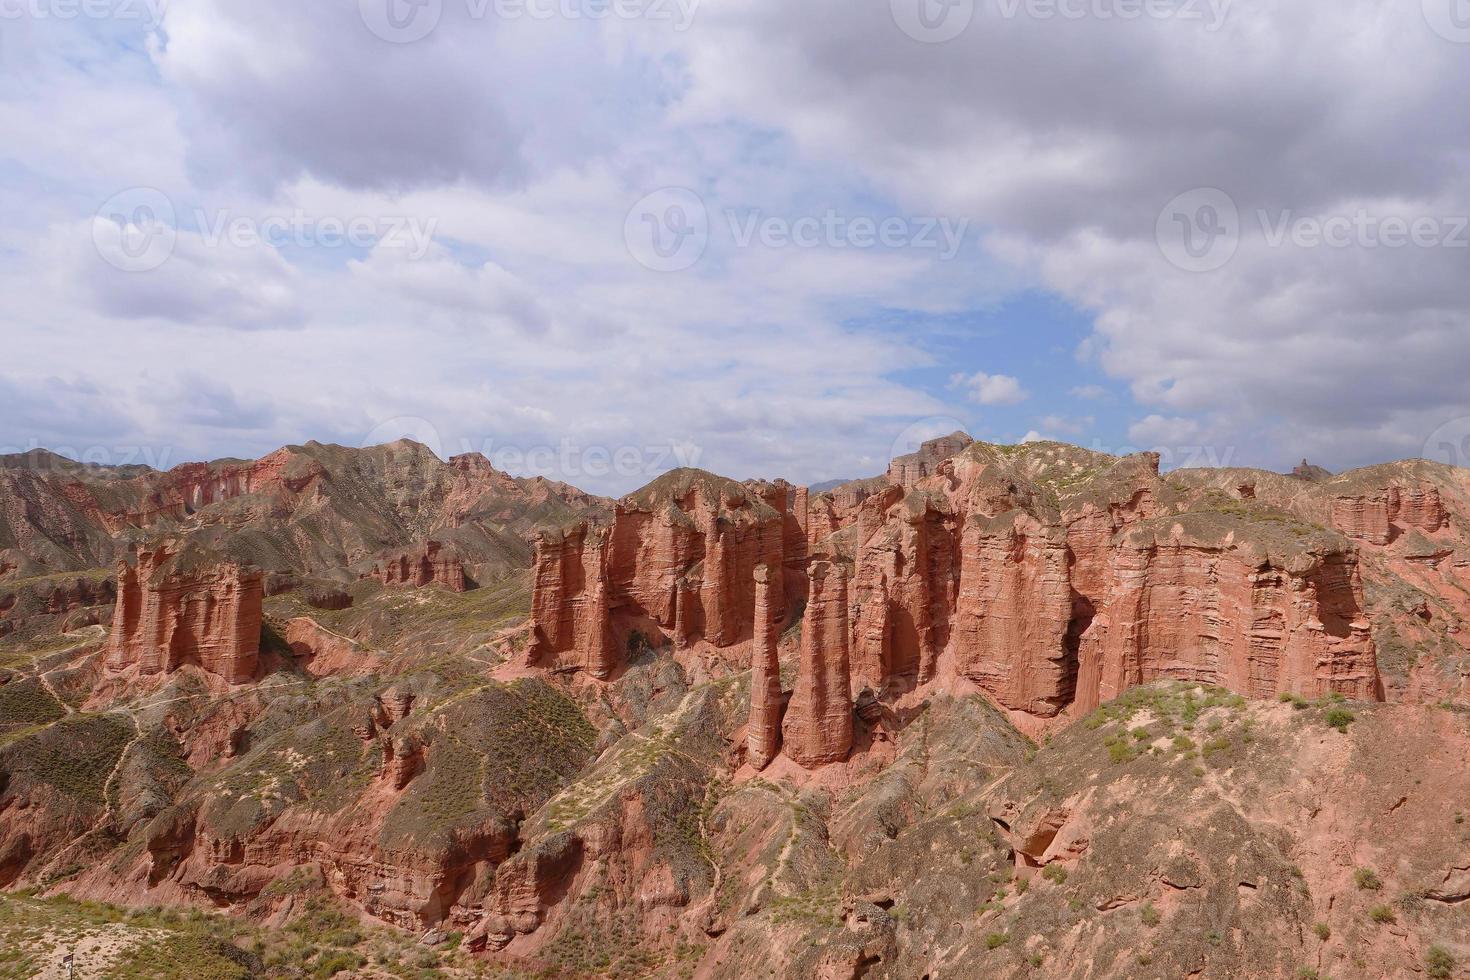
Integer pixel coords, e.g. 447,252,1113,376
850,490,959,694
782,561,853,767
951,511,1075,715
105,543,264,684
1083,518,1378,711
528,470,788,677
361,541,467,592
0,440,607,592
747,564,782,770
1330,483,1447,544
887,431,973,489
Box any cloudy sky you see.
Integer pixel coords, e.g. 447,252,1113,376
3,0,1470,494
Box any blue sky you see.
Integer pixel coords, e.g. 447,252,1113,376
4,0,1470,494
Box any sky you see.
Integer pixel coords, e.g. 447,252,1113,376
3,0,1470,495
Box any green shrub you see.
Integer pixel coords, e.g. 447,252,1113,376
1139,902,1160,927
1368,904,1395,924
1354,868,1382,891
1323,707,1355,732
312,950,366,978
1313,922,1331,940
1041,864,1068,885
1426,945,1455,979
985,932,1009,950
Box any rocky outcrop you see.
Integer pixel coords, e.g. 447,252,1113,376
528,470,788,677
951,511,1075,715
0,440,607,599
1083,517,1379,711
360,541,467,592
887,431,973,488
747,564,782,770
782,561,853,767
1330,483,1447,544
527,523,617,678
105,543,264,684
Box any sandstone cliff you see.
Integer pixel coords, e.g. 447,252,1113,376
781,560,853,767
360,540,467,592
106,543,264,684
527,470,788,677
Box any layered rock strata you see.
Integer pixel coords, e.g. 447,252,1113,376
361,541,467,592
746,564,782,770
105,543,264,683
782,560,853,767
527,470,787,677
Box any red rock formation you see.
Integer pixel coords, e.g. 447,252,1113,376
1330,483,1447,545
747,564,782,770
528,523,617,678
1083,518,1378,711
850,491,959,693
106,543,263,684
950,511,1075,715
528,470,786,677
887,432,974,488
285,617,374,677
782,561,853,767
361,541,467,592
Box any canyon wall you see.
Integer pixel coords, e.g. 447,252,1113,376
527,471,789,677
360,541,467,592
528,437,1388,766
105,543,264,684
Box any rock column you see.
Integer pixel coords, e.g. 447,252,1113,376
748,564,783,769
782,560,853,767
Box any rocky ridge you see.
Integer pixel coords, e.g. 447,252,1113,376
1,434,1469,980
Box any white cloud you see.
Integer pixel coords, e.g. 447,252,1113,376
1036,414,1093,436
951,371,1029,407
1069,385,1109,401
7,0,1470,493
